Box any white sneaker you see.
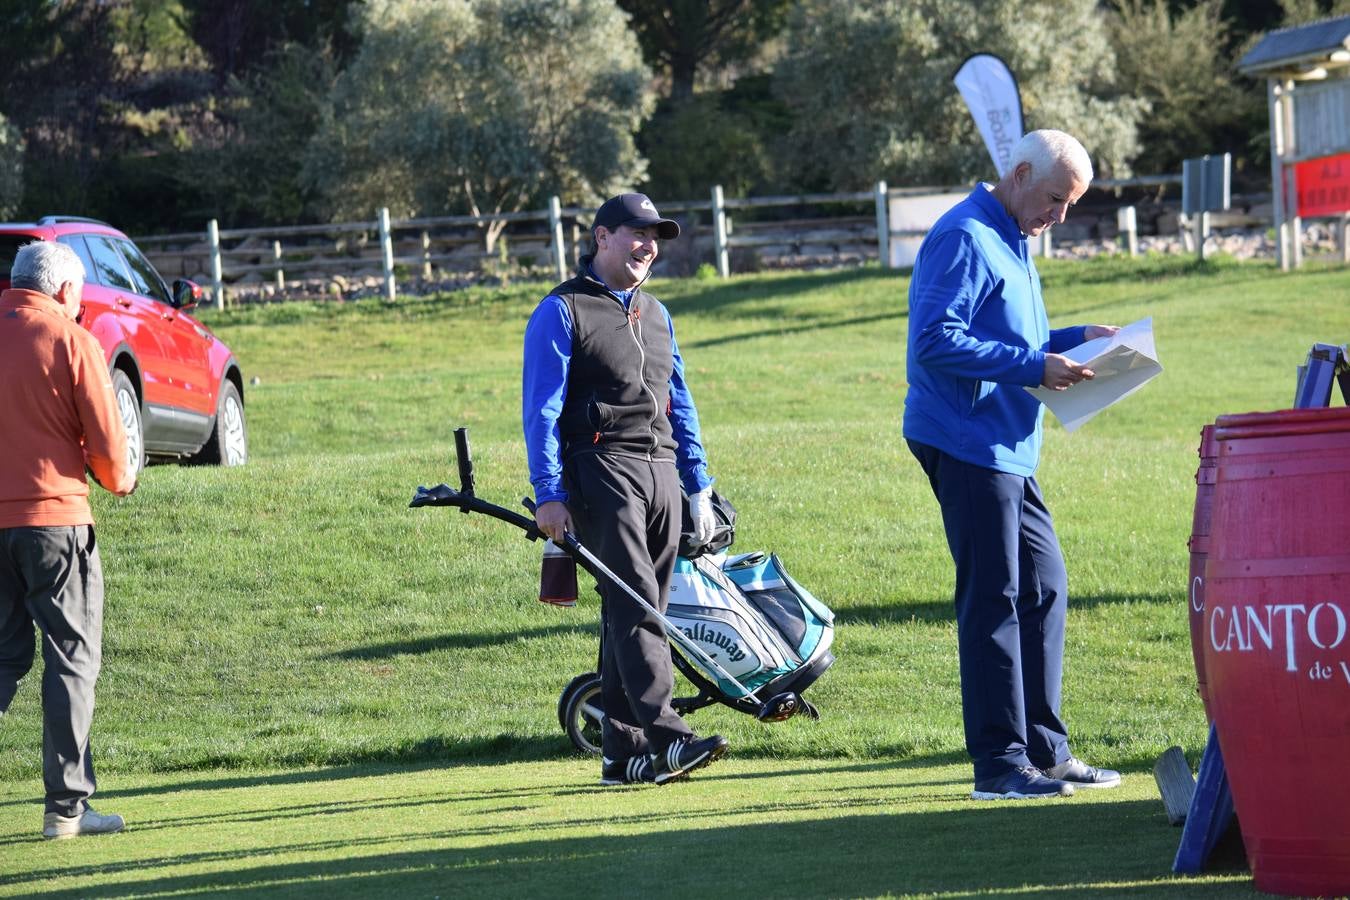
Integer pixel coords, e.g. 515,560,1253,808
43,806,125,839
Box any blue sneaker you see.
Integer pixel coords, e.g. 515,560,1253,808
972,766,1075,800
1044,757,1121,789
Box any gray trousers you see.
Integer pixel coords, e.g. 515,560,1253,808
0,525,103,816
564,451,692,760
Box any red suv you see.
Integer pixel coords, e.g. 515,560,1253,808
0,217,247,474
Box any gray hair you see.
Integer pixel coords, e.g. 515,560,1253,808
1009,129,1093,185
11,241,86,296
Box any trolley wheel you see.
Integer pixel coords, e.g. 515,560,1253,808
558,672,599,731
561,674,604,755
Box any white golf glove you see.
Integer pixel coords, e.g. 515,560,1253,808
690,488,716,546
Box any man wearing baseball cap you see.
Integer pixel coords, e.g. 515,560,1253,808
522,193,726,786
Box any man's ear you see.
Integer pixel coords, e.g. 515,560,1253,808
1012,161,1033,187
55,281,80,318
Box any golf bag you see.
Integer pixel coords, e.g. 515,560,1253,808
668,550,835,700
411,428,835,755
556,493,835,753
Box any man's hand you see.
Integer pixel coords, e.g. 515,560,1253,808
534,501,572,543
1084,324,1120,341
689,488,716,546
1042,353,1095,391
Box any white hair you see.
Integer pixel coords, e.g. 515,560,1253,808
1009,129,1093,184
11,241,86,297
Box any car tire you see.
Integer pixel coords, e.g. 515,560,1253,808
111,369,145,478
193,380,248,466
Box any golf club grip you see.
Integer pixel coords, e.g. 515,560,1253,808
454,427,475,496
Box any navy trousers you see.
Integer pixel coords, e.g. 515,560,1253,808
908,441,1071,781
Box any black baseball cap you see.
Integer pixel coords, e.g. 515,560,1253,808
592,193,680,240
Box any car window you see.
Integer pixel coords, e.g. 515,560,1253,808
56,235,99,286
114,238,170,305
84,235,136,291
0,234,37,277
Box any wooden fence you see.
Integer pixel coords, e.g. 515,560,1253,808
135,176,1248,308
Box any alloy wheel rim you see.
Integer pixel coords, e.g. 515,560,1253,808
116,387,141,473
221,394,246,465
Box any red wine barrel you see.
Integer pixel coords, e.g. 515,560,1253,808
1188,424,1219,720
1204,407,1350,896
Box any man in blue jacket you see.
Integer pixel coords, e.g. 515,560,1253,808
905,129,1123,800
523,193,725,786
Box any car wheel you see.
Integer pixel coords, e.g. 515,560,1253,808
111,369,144,477
194,381,248,466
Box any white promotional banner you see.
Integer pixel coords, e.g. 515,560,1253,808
953,53,1024,178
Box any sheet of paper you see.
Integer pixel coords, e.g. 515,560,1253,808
1026,317,1162,432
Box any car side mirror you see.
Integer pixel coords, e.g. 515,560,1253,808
172,278,202,310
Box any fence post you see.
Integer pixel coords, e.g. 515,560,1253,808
421,230,432,281
379,207,396,301
549,195,566,283
273,240,285,292
208,219,224,309
711,184,729,278
1117,205,1138,258
1342,212,1350,264
1037,229,1052,258
874,181,890,269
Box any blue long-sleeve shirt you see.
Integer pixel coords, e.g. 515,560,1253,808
903,185,1085,476
523,281,712,505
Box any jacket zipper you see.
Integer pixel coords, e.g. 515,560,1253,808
626,300,660,456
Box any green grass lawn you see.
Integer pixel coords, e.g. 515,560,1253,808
1,252,1345,897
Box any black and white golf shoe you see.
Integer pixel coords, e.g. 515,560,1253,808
600,755,655,786
651,734,728,785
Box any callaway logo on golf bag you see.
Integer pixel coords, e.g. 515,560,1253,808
679,621,748,663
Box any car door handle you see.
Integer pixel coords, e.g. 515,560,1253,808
161,311,175,320
116,297,132,308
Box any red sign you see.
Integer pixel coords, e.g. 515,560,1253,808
1294,153,1350,217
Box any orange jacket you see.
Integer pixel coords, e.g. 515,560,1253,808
0,288,134,528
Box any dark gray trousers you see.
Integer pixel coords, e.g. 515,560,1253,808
0,525,104,815
564,451,692,760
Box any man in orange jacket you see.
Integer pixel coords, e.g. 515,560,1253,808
0,240,136,839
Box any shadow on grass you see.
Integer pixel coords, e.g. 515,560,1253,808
838,591,1178,626
668,266,901,317
326,622,600,660
6,784,1254,898
682,310,904,351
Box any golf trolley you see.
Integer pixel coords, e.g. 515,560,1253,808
411,428,836,754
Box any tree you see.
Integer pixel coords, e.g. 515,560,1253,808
0,0,222,228
639,75,789,200
772,0,1146,192
302,0,652,247
1108,0,1265,177
617,0,789,100
177,43,337,226
0,113,22,218
178,0,361,85
1276,0,1350,25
